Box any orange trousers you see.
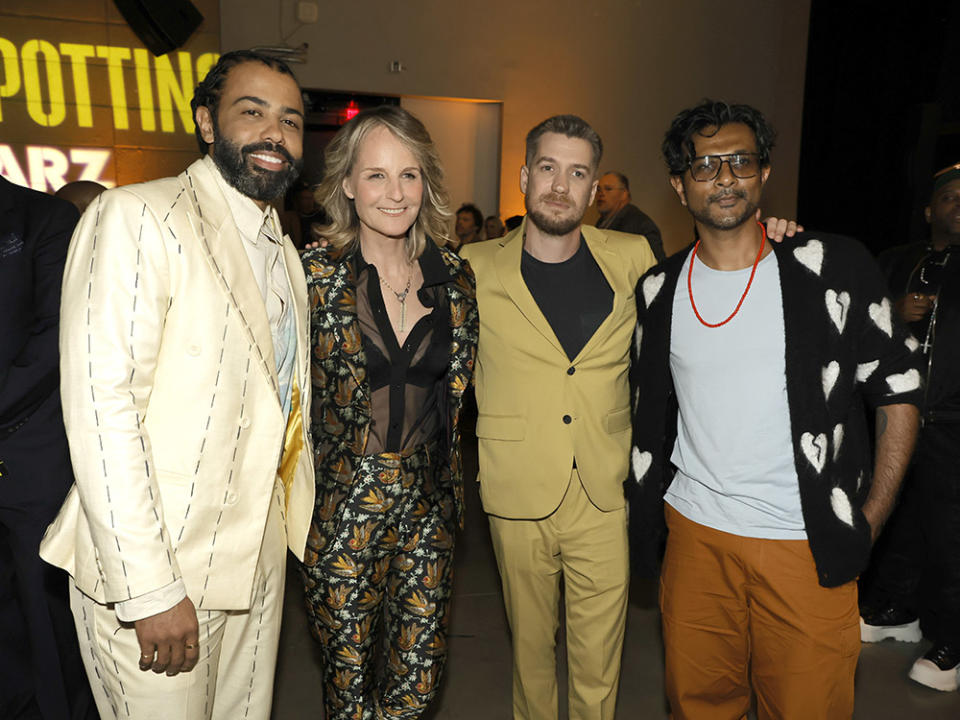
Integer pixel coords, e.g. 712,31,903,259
660,505,860,720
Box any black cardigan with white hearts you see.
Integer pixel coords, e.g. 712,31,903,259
627,232,924,588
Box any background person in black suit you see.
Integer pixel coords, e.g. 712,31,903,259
0,176,97,719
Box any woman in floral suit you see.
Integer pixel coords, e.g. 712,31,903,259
299,106,478,719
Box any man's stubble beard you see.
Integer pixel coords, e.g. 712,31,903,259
525,193,586,236
689,189,759,231
211,125,303,203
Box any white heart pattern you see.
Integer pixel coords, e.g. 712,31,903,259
905,336,920,352
793,239,824,276
856,360,879,382
830,487,854,528
642,273,665,308
868,298,893,337
833,423,844,461
825,289,850,334
886,368,921,394
822,361,840,401
800,432,828,474
631,447,652,484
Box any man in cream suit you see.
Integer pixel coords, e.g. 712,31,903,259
461,116,656,720
39,50,314,719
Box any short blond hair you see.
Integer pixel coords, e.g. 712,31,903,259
315,105,452,260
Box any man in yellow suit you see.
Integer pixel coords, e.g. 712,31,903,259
461,115,657,720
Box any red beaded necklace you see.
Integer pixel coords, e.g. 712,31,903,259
687,220,767,328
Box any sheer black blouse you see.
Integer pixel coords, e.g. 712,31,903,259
355,242,453,454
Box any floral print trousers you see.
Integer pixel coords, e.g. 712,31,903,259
301,442,456,719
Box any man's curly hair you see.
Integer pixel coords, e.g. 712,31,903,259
662,99,776,177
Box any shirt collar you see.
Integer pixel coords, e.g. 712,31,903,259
203,155,280,245
355,239,457,288
418,240,457,287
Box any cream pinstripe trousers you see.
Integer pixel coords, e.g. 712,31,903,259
69,480,288,720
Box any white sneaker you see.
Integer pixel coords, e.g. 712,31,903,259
908,644,960,692
860,616,922,643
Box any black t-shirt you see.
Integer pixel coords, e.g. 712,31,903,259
521,237,613,361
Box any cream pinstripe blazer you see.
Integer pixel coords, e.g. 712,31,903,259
40,158,314,611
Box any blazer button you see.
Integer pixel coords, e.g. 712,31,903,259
225,491,238,505
567,367,576,375
240,417,251,429
188,344,201,356
562,414,572,424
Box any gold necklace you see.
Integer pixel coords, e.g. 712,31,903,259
379,270,413,332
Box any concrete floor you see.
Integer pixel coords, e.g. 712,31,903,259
272,428,960,719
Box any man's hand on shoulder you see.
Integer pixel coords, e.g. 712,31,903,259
134,596,200,676
758,210,803,242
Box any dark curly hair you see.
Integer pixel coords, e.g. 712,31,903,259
456,203,483,230
190,50,298,154
662,100,776,177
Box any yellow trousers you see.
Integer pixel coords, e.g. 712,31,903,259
488,469,629,720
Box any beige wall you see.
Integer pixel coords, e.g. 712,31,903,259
400,97,502,221
222,0,810,255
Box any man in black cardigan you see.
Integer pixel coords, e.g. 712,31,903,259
0,176,97,719
627,101,922,719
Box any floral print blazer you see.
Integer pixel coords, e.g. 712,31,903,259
300,242,478,566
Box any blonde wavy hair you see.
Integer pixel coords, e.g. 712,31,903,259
315,105,452,260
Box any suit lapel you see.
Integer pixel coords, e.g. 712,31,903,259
318,247,371,415
180,159,280,402
494,224,566,356
574,226,628,362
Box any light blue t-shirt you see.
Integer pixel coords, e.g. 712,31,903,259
666,248,806,539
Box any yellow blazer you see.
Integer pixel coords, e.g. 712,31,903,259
461,220,655,518
40,158,314,611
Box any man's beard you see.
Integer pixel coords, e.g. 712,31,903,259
525,192,585,236
211,132,303,203
690,189,758,230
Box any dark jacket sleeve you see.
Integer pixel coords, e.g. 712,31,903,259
620,205,665,262
0,182,80,425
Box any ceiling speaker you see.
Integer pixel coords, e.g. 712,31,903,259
113,0,204,56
